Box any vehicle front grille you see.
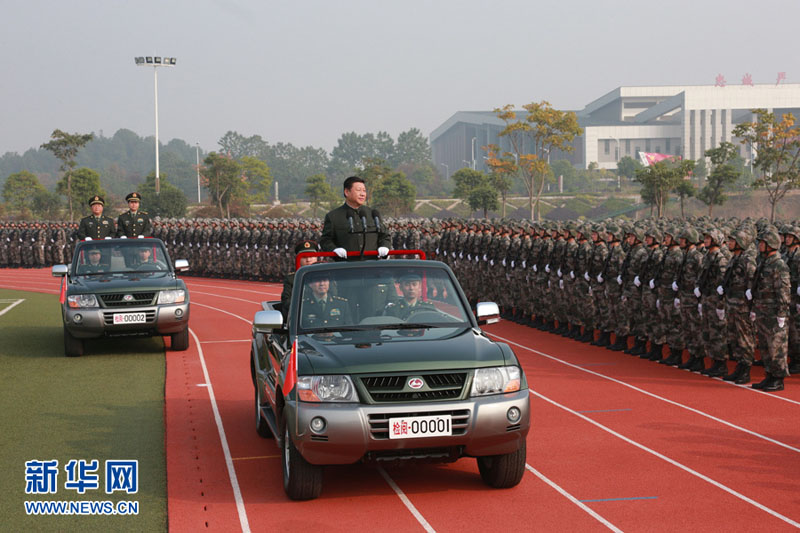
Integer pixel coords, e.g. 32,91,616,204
368,409,470,440
360,372,467,403
100,292,156,308
103,310,157,326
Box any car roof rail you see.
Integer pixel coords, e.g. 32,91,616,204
294,249,426,271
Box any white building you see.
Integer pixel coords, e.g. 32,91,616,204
430,83,800,172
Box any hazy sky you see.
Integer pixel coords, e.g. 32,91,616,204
2,0,797,156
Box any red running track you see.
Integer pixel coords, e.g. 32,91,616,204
2,269,799,532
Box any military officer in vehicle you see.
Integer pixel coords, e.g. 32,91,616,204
77,246,109,274
77,196,116,240
384,273,436,320
320,176,392,259
301,272,352,328
117,192,153,238
281,239,320,319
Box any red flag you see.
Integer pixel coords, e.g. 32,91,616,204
283,337,298,398
59,277,66,304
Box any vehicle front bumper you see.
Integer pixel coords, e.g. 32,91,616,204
63,303,190,338
286,389,530,465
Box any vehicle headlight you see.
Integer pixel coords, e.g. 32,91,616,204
157,290,186,304
67,294,98,309
297,375,357,402
470,366,521,396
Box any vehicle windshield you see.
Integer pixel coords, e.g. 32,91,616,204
72,240,171,275
297,265,470,336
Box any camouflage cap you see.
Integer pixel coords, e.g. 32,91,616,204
758,228,781,250
680,227,700,244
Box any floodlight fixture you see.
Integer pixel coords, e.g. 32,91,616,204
145,56,153,64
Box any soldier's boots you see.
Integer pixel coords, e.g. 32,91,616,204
679,356,705,372
752,373,784,391
646,344,664,361
592,331,611,347
788,359,800,375
752,359,764,367
607,335,628,351
723,362,751,384
625,338,647,355
659,347,684,366
578,329,594,343
701,360,728,377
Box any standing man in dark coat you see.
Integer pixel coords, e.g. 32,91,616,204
320,176,391,259
77,196,116,240
116,192,153,238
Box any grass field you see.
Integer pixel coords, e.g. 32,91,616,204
0,289,167,532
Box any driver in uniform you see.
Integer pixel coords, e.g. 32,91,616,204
384,273,436,319
78,247,108,274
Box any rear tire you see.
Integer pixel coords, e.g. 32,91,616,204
171,328,189,351
282,414,322,500
255,387,273,438
477,440,526,488
63,327,84,357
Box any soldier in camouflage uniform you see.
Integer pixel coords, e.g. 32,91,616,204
751,228,791,391
604,224,628,350
677,227,707,371
697,229,730,377
588,224,610,345
656,227,686,365
639,227,664,359
621,228,648,355
718,227,758,384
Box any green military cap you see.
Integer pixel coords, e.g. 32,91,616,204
125,192,142,202
679,227,700,244
89,195,105,206
294,239,319,254
731,229,752,249
646,227,663,241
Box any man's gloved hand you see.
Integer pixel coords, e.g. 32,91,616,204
616,275,622,285
698,303,703,316
584,272,590,281
533,264,538,272
559,279,564,289
490,259,494,266
138,235,145,239
672,281,679,292
778,317,786,328
715,308,725,320
545,264,550,273
597,273,604,283
656,299,660,309
483,254,487,261
333,247,347,259
502,258,506,267
716,285,724,296
104,236,111,240
511,260,515,268
120,236,127,239
797,286,800,297
634,276,641,287
749,311,756,322
649,279,655,289
377,246,389,258
569,270,575,279
674,298,680,309
745,289,753,301
557,268,562,277
85,237,92,241
694,287,701,298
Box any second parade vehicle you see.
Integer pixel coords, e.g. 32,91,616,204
250,252,530,500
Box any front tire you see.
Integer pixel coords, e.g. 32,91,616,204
171,328,189,351
476,440,526,488
63,327,84,357
282,414,322,500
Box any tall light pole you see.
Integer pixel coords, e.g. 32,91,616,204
471,137,477,170
134,56,177,194
440,162,449,180
195,142,201,203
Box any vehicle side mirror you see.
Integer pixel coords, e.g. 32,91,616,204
174,259,189,272
253,310,284,334
476,302,500,325
52,265,68,277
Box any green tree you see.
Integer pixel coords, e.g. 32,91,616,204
139,172,187,218
672,180,696,219
692,159,708,185
634,159,694,217
56,167,104,217
201,152,246,218
304,174,336,217
733,109,800,222
468,182,499,218
3,170,47,212
616,156,642,182
32,189,62,219
41,129,94,221
359,158,393,200
451,168,487,199
240,156,272,204
698,141,740,216
371,172,416,217
392,128,431,167
495,101,582,220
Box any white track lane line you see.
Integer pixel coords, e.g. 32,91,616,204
531,390,800,528
490,333,800,452
191,291,262,305
525,464,622,532
0,298,25,317
191,302,252,324
377,467,436,533
184,281,280,295
189,328,251,533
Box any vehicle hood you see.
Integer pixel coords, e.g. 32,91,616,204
298,328,507,375
68,272,181,293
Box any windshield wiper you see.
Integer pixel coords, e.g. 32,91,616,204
301,326,374,334
381,322,452,330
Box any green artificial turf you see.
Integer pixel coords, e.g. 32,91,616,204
0,289,166,532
